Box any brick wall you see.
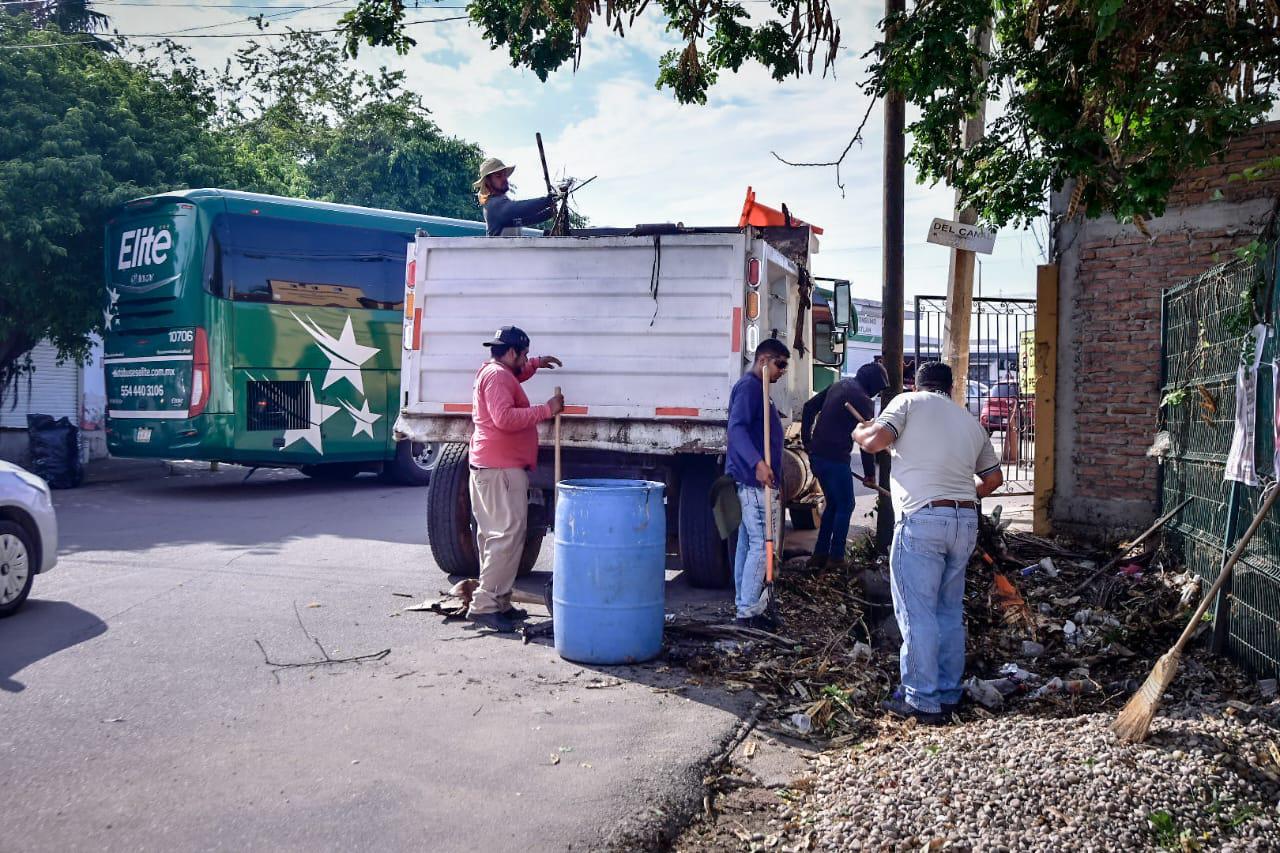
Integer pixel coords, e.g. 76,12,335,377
1052,121,1280,531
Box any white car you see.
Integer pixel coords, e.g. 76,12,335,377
0,460,58,617
966,380,988,417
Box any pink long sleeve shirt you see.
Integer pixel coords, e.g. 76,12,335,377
469,357,551,470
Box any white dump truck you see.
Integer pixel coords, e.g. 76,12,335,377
395,221,853,589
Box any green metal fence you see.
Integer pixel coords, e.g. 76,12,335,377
1160,239,1280,678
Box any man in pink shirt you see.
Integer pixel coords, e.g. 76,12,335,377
468,326,564,632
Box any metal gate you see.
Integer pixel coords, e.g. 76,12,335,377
914,296,1037,495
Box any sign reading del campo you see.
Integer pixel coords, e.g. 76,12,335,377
926,217,997,254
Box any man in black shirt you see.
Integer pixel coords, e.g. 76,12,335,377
474,157,557,236
800,361,890,569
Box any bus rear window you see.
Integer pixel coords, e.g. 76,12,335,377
214,213,409,309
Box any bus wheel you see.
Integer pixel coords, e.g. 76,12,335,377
386,439,439,486
677,456,734,590
299,463,361,480
425,442,547,579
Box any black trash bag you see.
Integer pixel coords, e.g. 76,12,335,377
26,414,84,489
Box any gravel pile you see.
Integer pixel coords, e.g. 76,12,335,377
776,706,1280,852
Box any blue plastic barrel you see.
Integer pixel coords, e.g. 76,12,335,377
553,479,666,665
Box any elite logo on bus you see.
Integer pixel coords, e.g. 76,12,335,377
117,227,173,270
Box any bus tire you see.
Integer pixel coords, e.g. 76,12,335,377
386,440,439,487
677,456,733,590
299,463,361,480
425,442,545,579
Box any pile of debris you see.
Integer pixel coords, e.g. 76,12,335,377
663,505,1263,745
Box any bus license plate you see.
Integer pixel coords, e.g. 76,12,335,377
135,427,152,443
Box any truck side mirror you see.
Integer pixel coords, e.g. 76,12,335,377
832,280,853,333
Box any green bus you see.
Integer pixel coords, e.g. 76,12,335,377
103,189,488,484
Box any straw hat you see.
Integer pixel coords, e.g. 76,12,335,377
473,157,515,191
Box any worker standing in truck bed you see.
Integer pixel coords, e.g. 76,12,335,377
474,157,556,236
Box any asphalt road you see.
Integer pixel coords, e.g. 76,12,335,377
1,462,752,853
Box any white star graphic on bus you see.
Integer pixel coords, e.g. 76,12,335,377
338,398,382,438
281,375,338,454
291,312,380,396
103,287,119,329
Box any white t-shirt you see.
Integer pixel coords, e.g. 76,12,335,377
874,390,1001,517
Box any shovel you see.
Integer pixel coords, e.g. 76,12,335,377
761,367,780,624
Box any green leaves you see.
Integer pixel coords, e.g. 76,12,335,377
871,0,1280,227
0,21,483,392
341,0,841,104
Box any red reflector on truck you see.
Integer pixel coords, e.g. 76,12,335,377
732,307,742,352
412,308,422,350
562,405,588,415
656,407,699,417
444,403,472,414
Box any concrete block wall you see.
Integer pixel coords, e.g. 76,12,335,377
1051,121,1280,533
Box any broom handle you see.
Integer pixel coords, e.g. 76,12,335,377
762,369,775,583
554,385,562,488
1170,482,1280,656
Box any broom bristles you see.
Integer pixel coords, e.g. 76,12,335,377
1112,651,1181,743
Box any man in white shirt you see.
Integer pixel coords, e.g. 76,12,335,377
854,361,1003,724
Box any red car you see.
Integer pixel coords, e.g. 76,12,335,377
980,382,1033,432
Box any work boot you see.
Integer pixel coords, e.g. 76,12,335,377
881,697,946,726
804,553,828,570
502,606,530,620
735,615,774,631
468,611,517,633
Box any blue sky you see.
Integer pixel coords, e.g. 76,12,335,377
102,0,1046,302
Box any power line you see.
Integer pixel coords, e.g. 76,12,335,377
0,14,469,47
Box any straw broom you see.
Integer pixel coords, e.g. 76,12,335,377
1112,481,1280,743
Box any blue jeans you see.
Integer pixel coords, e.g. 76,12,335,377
812,455,854,560
889,506,979,713
733,484,780,619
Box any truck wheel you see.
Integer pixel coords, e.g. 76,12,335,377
385,440,439,486
425,442,546,578
790,505,819,530
678,457,734,589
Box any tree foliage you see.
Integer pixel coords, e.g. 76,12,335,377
0,19,249,393
218,30,483,218
869,0,1280,228
0,19,484,392
340,0,841,104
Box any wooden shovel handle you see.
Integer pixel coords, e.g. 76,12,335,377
554,385,562,488
762,372,775,583
1172,483,1280,656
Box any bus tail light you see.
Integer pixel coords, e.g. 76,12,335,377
189,327,210,418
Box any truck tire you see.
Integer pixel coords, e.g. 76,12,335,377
678,457,733,589
385,439,439,486
790,505,819,530
425,442,544,578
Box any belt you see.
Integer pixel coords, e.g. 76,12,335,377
926,499,977,510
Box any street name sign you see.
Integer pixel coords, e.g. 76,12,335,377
927,218,996,254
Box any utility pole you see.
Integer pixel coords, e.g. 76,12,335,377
877,0,906,554
941,22,992,405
